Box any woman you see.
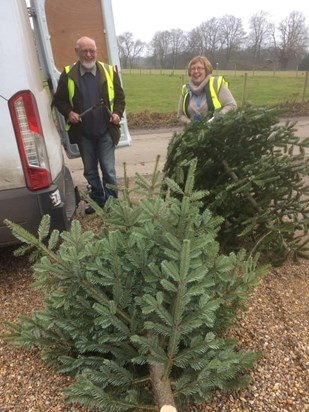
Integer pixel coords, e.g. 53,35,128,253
177,56,237,124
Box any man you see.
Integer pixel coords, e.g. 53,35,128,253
52,36,126,214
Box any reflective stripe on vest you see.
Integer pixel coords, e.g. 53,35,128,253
64,62,115,131
182,75,228,117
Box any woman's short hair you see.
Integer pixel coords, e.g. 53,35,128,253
187,56,213,76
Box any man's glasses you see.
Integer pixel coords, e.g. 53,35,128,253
80,49,97,55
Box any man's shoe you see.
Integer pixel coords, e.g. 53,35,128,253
85,205,95,215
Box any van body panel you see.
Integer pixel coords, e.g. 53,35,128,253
1,1,43,97
0,99,25,189
0,1,63,187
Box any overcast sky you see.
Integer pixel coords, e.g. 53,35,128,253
110,0,308,43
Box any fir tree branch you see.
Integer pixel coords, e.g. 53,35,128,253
222,159,291,254
164,240,191,380
4,218,59,262
79,278,131,325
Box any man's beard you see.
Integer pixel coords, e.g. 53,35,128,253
81,60,96,70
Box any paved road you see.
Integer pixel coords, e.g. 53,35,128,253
65,117,309,190
66,127,180,189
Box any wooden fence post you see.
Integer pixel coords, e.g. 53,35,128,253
241,72,248,107
302,71,308,103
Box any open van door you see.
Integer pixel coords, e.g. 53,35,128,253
29,0,131,158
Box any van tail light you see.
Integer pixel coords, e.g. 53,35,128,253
8,90,52,190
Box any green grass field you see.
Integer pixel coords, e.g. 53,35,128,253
120,70,309,114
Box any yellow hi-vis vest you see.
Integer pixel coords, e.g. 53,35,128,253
181,75,229,117
64,61,115,131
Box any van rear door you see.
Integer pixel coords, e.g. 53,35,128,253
29,0,131,158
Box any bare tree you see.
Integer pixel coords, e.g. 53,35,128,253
169,29,187,69
117,32,145,69
151,31,172,68
218,15,246,67
186,18,221,61
186,27,204,55
199,18,221,61
276,11,309,69
248,11,273,67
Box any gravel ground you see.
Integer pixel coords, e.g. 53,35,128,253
0,222,309,411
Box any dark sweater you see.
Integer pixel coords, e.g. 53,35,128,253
79,71,107,137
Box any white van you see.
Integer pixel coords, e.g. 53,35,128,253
0,0,78,246
0,0,130,247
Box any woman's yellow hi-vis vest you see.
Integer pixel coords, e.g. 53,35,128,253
64,62,115,131
181,75,228,117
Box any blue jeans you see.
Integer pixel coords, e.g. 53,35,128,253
77,132,117,206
